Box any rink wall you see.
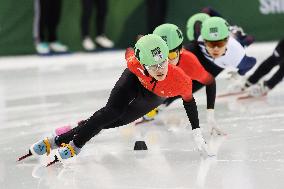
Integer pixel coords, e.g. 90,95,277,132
0,0,283,55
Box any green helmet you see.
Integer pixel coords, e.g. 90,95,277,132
186,13,210,41
134,34,169,66
153,23,183,50
201,16,230,41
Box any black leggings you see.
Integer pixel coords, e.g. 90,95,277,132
34,0,62,42
81,0,107,37
248,40,284,89
56,69,165,148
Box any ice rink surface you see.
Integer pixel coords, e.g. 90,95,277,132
0,42,283,189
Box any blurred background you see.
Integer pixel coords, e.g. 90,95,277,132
0,0,283,56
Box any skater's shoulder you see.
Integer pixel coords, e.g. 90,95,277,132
180,49,203,67
168,63,184,74
227,37,245,52
168,64,192,83
180,48,195,57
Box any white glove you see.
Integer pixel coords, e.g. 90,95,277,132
192,128,214,157
206,109,226,136
229,25,246,36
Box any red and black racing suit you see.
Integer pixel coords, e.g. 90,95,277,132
55,49,212,148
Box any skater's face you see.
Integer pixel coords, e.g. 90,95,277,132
168,49,181,65
145,59,169,81
205,38,228,58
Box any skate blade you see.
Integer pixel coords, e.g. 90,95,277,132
201,151,216,158
17,150,33,161
46,155,59,167
217,91,244,98
211,128,227,136
134,119,153,126
237,94,267,100
198,147,216,158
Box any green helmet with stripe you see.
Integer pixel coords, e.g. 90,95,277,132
201,16,230,41
153,23,183,50
134,34,169,66
186,13,210,41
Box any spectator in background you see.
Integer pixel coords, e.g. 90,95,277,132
33,0,68,55
81,0,114,51
146,0,168,33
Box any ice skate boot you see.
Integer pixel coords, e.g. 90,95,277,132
47,141,81,166
135,104,167,126
54,120,86,136
247,81,269,97
18,136,58,161
54,125,72,136
135,108,159,125
238,81,270,100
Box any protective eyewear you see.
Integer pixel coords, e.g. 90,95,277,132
144,60,167,71
205,39,228,49
168,49,179,60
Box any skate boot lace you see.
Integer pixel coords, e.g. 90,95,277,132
43,138,51,155
61,143,76,157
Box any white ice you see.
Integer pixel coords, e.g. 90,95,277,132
0,42,283,189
